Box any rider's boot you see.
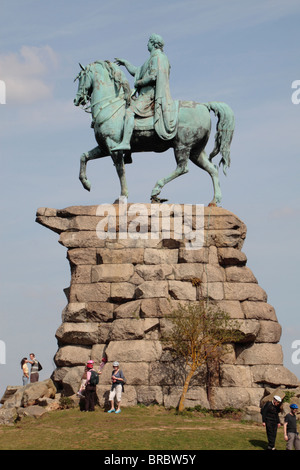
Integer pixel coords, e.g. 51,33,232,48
111,110,134,152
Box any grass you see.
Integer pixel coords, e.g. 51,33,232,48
0,405,287,451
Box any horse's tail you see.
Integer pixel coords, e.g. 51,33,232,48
204,101,235,175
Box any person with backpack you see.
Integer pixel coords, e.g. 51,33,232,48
77,356,107,399
108,361,125,414
28,353,42,383
84,360,99,412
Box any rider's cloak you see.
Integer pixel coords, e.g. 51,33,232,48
131,48,179,140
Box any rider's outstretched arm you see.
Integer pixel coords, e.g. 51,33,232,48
115,58,137,76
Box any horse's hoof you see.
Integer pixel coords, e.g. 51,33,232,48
151,196,168,204
113,196,128,204
83,180,91,191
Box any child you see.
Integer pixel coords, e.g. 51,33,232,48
98,356,107,373
77,366,88,398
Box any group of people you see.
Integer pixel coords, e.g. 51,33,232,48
261,395,300,450
77,358,125,414
20,353,41,385
21,353,299,449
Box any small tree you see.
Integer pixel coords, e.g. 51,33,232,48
162,301,243,412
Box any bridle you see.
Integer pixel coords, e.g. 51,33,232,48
74,66,92,113
74,63,126,123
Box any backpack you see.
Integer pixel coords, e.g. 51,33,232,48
37,362,43,371
89,370,99,386
119,370,126,391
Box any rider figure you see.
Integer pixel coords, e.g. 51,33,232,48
112,33,178,152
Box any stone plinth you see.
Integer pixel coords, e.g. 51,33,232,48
36,204,299,411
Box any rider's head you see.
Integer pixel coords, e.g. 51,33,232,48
149,34,164,51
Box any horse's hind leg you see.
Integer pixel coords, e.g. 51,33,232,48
79,146,103,191
151,147,189,202
190,149,222,206
111,150,129,200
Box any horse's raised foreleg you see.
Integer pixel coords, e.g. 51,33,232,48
111,151,129,200
151,148,189,202
190,149,222,206
79,146,104,191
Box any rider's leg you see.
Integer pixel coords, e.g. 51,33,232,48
111,108,135,151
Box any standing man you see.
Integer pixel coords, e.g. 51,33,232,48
261,395,282,450
113,33,178,152
28,353,39,383
284,404,300,450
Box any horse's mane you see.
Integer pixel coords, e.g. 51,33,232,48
94,60,131,105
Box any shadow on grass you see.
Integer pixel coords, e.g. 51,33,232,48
249,439,267,450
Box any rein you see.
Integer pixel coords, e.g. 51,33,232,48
76,62,128,125
78,87,126,124
91,94,126,123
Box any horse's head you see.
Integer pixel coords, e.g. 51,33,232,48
74,63,93,107
74,61,132,119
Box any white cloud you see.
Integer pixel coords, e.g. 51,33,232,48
1,97,86,140
269,206,300,220
0,45,58,104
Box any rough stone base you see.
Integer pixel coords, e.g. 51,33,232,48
36,204,300,411
0,379,57,425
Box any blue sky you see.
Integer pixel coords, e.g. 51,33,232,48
1,0,300,399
